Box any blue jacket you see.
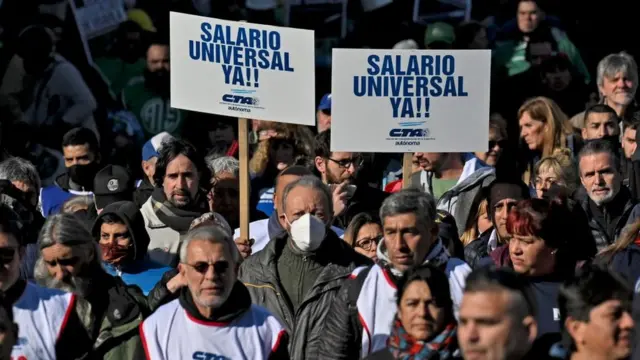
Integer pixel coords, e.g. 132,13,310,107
103,257,171,295
40,172,93,216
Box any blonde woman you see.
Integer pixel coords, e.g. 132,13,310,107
597,219,640,285
518,97,577,186
460,199,492,246
533,148,579,198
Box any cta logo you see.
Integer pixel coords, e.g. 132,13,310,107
221,94,259,106
389,128,430,137
192,351,230,360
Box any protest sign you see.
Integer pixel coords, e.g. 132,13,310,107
169,12,316,125
74,0,127,40
330,49,491,153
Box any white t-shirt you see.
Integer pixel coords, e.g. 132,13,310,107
140,299,286,360
11,282,75,360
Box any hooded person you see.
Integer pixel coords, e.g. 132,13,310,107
92,201,171,295
464,178,531,269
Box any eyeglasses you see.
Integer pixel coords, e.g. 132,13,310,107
0,248,15,265
328,157,364,169
183,261,229,275
488,140,508,150
534,177,559,189
355,236,382,252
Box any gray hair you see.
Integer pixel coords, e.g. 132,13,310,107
281,175,333,218
379,189,437,230
38,213,99,260
597,52,638,95
577,139,621,174
0,157,41,193
207,156,240,178
179,225,240,264
61,195,95,214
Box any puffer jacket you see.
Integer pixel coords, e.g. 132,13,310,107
575,186,640,251
238,230,371,360
464,228,496,270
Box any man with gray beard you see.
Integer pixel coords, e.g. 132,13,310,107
35,213,148,359
576,139,640,251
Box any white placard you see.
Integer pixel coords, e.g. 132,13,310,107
331,49,491,153
169,12,316,125
75,0,126,39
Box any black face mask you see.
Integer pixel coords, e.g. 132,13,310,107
68,162,101,189
144,68,170,94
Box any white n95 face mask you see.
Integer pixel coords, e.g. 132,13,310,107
288,213,327,252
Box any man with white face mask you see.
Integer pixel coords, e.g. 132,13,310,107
239,175,371,360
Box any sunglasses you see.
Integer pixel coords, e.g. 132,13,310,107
0,248,15,265
183,261,229,274
488,140,508,150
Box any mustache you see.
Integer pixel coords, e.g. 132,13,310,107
33,258,94,297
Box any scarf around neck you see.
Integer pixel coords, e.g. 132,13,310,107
150,188,207,233
377,238,451,277
388,317,458,360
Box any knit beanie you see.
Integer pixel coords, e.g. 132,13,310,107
487,180,530,219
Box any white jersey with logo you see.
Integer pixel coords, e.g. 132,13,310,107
11,282,75,360
140,299,286,360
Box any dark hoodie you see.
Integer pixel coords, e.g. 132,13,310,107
92,201,171,295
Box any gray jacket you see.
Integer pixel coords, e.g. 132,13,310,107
410,167,496,236
238,231,371,360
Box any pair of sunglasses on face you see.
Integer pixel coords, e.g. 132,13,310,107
183,260,230,274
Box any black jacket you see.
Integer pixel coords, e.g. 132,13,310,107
464,229,493,270
575,186,640,252
238,230,371,360
133,178,154,208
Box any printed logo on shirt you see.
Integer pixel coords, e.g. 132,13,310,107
553,308,560,321
192,351,230,360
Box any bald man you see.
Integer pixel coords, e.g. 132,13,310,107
233,166,344,253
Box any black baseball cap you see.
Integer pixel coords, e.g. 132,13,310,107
93,165,134,210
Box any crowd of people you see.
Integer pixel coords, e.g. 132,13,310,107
0,0,640,359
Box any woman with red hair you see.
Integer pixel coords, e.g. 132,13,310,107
490,198,576,338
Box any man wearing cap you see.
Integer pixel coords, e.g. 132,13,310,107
317,93,332,133
464,178,531,269
424,22,455,49
134,132,174,207
94,165,134,215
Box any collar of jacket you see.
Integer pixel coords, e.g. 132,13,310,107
576,184,635,213
75,273,145,350
178,280,251,324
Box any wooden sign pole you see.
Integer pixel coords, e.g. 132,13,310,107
402,153,413,189
238,118,250,240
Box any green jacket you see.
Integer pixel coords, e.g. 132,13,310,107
75,275,149,359
493,27,591,84
95,57,146,98
121,76,187,139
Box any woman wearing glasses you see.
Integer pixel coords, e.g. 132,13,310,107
344,213,382,261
